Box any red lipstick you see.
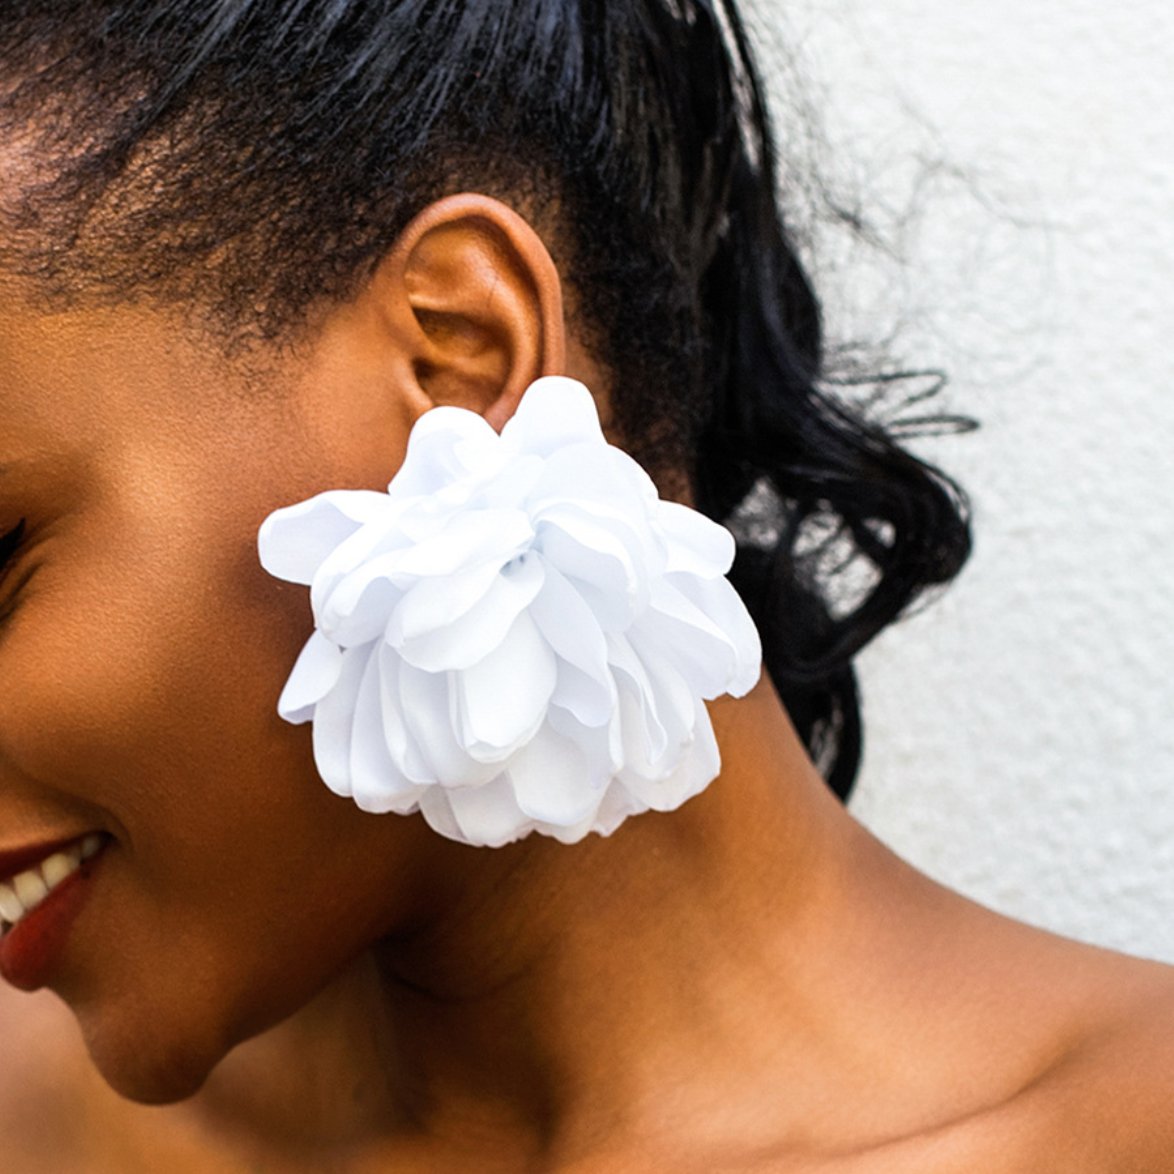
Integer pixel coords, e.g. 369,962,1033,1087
0,834,107,991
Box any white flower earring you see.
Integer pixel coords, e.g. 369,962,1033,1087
257,376,761,847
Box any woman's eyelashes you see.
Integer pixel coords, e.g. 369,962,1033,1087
0,519,25,574
0,519,28,613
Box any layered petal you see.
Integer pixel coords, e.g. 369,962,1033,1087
501,375,605,456
391,553,545,672
454,611,558,758
349,649,425,812
656,499,736,577
257,376,762,848
309,647,367,797
508,723,599,826
386,404,499,499
258,489,390,584
277,631,346,724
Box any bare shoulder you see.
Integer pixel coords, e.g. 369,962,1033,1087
929,938,1174,1174
859,943,1174,1174
839,868,1174,1174
1032,947,1174,1171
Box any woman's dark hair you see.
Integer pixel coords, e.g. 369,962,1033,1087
0,0,969,798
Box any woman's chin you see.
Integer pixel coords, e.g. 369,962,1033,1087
76,1006,229,1105
93,1044,217,1105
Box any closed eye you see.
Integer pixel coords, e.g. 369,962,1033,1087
0,519,27,576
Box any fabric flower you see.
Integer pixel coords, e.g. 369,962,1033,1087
257,376,761,847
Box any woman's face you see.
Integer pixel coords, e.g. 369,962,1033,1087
0,283,457,1102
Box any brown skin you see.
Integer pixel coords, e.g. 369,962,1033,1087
0,194,1172,1171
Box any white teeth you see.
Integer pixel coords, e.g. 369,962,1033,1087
14,870,49,908
0,836,102,937
41,851,75,889
0,887,21,924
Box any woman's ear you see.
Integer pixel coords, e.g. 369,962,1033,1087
370,193,566,430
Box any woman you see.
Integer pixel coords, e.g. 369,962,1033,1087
0,1,1171,1169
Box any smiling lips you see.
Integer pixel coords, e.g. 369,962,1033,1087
0,834,104,937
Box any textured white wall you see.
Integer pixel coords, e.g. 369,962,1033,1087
751,0,1174,961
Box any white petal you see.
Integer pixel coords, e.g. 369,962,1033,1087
662,574,762,697
473,453,545,510
656,500,736,577
550,661,616,728
310,508,409,616
528,438,659,520
536,502,642,578
386,406,500,499
582,778,644,838
454,611,557,756
377,644,431,783
636,577,761,698
310,646,369,797
619,696,721,813
349,649,423,812
318,512,531,647
506,723,598,826
625,633,698,773
394,493,466,544
388,509,533,579
607,445,662,505
547,704,622,782
606,634,669,762
397,663,498,787
389,560,503,643
501,376,605,456
258,490,389,585
529,565,615,722
417,787,466,842
529,565,610,674
277,631,346,724
538,817,596,844
536,516,640,631
446,775,531,847
668,697,722,804
319,566,401,647
393,552,545,673
526,444,644,521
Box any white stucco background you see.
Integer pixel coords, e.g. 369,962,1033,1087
750,0,1174,961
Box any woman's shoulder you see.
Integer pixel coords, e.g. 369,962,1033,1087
1030,946,1174,1169
799,941,1174,1174
795,853,1174,1174
884,923,1174,1174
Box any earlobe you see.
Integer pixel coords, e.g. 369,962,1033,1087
377,194,566,429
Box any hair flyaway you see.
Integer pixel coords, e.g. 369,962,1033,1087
0,0,970,800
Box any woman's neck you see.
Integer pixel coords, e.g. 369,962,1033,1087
193,678,883,1165
371,679,863,1152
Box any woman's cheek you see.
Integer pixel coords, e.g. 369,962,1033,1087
0,519,273,812
0,520,328,1084
0,448,435,1103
